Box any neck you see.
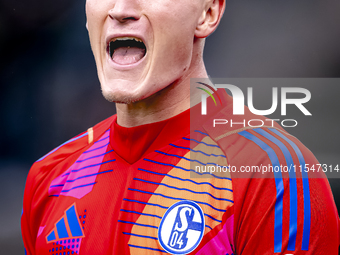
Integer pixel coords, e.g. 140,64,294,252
115,54,207,128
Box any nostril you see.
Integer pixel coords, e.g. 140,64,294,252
108,7,141,23
123,17,137,21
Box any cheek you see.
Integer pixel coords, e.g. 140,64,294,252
86,1,99,41
149,2,200,51
86,0,109,60
143,5,200,86
85,0,99,23
85,0,110,34
152,17,196,70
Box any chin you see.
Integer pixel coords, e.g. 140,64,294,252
101,90,143,104
101,84,146,104
99,74,177,105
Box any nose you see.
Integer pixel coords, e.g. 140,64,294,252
108,0,141,23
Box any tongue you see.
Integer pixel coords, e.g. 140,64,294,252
112,46,145,65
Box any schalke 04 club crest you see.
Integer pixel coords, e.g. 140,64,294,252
158,200,205,254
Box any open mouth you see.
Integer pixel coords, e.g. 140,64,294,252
108,37,147,65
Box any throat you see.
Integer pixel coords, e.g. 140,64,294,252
110,110,190,164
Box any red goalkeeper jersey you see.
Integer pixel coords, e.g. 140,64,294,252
22,90,339,254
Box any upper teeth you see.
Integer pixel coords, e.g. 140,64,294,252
111,37,143,43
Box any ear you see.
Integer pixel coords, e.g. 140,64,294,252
195,0,226,38
86,21,89,31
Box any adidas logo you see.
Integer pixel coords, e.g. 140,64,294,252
46,203,85,243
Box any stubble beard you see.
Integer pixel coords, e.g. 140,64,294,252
101,87,142,105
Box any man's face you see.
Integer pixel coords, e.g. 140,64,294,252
86,0,205,104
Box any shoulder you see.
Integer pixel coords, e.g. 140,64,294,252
199,94,317,175
25,115,116,194
199,100,339,253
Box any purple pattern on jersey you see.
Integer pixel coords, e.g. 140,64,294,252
37,226,45,238
196,214,234,254
48,131,110,199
